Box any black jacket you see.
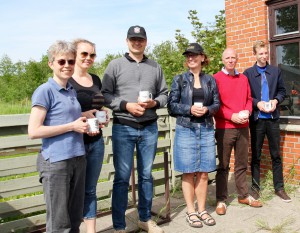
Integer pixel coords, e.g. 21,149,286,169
167,71,220,128
243,62,286,120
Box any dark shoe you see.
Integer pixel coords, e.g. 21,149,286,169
215,201,226,215
275,190,291,203
238,195,262,207
198,210,216,226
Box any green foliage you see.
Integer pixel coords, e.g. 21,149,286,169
0,54,51,103
175,10,226,74
97,53,123,79
147,41,186,87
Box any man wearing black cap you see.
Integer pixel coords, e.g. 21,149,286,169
102,25,168,233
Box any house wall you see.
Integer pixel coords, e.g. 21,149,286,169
225,0,300,182
225,0,268,69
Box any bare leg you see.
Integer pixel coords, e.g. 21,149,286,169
182,173,196,213
84,218,96,233
195,172,215,225
182,173,202,227
195,172,208,212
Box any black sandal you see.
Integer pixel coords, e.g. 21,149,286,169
198,210,216,226
185,212,203,228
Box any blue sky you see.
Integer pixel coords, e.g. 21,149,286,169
0,0,224,63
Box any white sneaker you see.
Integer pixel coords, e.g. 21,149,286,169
138,220,164,233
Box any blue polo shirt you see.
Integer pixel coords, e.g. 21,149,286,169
31,78,85,162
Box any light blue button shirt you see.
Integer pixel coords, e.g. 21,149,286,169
31,78,85,162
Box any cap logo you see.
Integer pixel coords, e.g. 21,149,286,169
134,27,141,34
188,45,195,50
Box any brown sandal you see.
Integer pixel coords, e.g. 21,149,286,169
185,212,203,228
198,210,216,226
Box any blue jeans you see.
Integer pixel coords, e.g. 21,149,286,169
83,137,105,218
37,153,86,233
111,122,158,230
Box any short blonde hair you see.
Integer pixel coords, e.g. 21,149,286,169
47,40,76,62
253,41,267,54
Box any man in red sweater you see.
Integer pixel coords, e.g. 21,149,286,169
213,48,262,215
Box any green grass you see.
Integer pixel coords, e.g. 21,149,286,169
258,167,299,203
0,152,37,159
0,100,31,114
256,217,296,233
0,171,38,181
0,191,43,203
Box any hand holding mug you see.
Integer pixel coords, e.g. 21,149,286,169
138,91,152,103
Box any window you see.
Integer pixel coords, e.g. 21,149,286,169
267,0,300,119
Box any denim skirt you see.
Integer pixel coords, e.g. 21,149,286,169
173,123,216,173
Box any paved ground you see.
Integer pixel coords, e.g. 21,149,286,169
81,177,300,233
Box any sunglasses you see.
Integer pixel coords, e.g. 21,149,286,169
185,53,200,58
55,59,76,66
80,52,97,59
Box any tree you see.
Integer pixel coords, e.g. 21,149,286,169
93,53,122,79
147,41,185,86
175,10,226,74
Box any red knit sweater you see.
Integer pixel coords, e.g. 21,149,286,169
214,71,253,129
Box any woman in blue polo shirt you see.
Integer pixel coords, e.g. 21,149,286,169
28,40,88,233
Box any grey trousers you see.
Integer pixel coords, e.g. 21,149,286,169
37,154,86,233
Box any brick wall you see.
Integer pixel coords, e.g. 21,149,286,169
225,0,300,183
225,0,268,70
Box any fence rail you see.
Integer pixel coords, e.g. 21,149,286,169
0,109,178,233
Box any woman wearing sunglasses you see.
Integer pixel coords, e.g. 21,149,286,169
28,40,88,232
167,43,220,228
69,39,107,233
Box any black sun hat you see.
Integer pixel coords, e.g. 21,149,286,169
182,43,204,55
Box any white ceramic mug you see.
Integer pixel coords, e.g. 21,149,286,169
238,110,248,118
139,91,152,102
264,102,272,111
194,102,203,108
87,118,99,132
95,110,107,123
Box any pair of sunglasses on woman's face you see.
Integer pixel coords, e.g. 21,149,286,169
80,51,97,59
54,51,97,66
55,59,76,66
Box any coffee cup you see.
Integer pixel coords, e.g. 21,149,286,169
139,91,152,102
238,110,248,118
194,102,203,108
87,118,99,132
264,102,272,111
95,110,107,123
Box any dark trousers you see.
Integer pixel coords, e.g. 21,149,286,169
215,128,249,201
37,154,86,233
250,118,284,192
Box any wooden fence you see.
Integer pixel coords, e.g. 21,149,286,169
0,109,182,233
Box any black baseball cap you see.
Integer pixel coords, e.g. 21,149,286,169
127,25,147,39
182,43,204,55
